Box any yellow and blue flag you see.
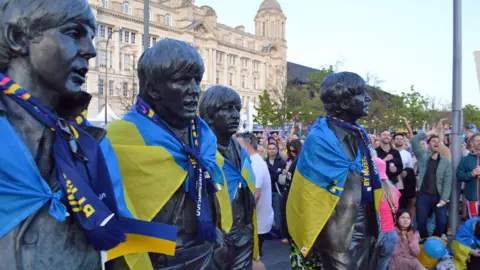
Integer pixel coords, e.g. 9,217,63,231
106,110,232,269
286,117,383,257
219,143,260,260
452,217,480,269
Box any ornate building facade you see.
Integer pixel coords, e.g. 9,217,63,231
86,0,287,122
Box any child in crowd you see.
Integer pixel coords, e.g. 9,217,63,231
389,210,426,270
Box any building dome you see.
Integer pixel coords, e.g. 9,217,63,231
258,0,282,12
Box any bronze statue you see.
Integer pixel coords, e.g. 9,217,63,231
199,85,256,269
0,0,108,269
287,72,382,270
105,39,230,269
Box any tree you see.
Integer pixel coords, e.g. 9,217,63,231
463,104,480,127
113,55,138,116
253,90,277,128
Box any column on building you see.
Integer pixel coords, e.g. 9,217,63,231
224,53,228,86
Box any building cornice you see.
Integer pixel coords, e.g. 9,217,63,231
96,7,184,34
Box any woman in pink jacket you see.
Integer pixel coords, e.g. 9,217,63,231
389,209,426,270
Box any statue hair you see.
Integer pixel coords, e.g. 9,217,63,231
198,85,241,124
319,71,367,117
137,38,204,98
0,0,96,73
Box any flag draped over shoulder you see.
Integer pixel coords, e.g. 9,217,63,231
286,117,383,257
106,110,232,270
452,217,480,270
219,145,260,260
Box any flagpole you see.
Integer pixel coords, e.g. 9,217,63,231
449,0,462,235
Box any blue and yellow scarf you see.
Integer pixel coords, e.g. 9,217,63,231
286,116,383,257
0,74,177,268
106,97,232,269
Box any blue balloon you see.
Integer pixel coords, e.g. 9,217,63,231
424,238,446,259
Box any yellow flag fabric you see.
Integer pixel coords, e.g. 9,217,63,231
106,119,232,270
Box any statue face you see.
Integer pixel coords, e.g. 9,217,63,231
156,76,201,122
211,100,241,138
346,87,371,118
27,15,96,96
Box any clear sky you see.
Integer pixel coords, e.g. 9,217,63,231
195,0,480,108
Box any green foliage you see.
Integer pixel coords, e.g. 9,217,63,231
463,104,480,126
253,90,277,127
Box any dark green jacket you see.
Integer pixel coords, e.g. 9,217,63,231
412,132,452,201
457,153,480,201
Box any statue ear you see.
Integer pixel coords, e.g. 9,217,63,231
4,24,29,56
145,81,162,100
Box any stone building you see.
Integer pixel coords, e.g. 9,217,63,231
86,0,287,122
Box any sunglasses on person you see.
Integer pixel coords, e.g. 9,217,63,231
289,148,296,154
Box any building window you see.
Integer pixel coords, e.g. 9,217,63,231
262,22,265,37
131,32,136,44
227,33,232,43
123,82,128,97
149,11,153,21
164,14,171,26
98,50,106,67
216,51,223,63
152,37,157,45
122,2,131,14
241,75,246,88
124,30,130,43
124,54,131,71
109,51,113,68
109,80,114,96
241,58,248,68
254,78,258,89
102,0,108,8
228,73,233,86
99,25,106,38
254,61,260,71
216,71,220,84
107,27,112,38
119,30,123,42
98,79,104,95
228,55,236,66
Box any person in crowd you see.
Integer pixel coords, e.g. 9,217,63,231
266,142,287,237
376,130,404,184
457,133,480,219
286,139,302,170
393,133,416,213
279,141,288,160
257,144,266,158
376,157,401,270
412,129,452,239
451,216,480,270
237,132,273,258
389,210,425,270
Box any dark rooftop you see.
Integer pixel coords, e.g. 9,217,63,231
287,62,319,85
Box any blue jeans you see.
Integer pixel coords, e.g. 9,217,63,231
416,193,448,238
377,230,398,270
272,192,283,236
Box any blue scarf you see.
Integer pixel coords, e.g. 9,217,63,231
327,117,380,203
134,97,217,242
0,74,129,251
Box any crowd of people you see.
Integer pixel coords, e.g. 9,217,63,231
240,117,480,270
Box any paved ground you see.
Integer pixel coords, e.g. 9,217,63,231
262,239,291,270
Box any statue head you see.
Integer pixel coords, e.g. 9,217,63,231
138,38,204,129
319,72,371,123
0,0,97,110
199,85,241,144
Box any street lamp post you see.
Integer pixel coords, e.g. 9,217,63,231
144,0,150,52
105,29,121,125
449,0,462,235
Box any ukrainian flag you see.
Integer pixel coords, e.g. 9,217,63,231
105,111,232,270
452,217,480,270
219,144,260,260
286,117,383,257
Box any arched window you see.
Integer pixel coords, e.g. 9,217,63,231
228,33,232,43
102,0,108,8
122,2,131,14
164,14,171,26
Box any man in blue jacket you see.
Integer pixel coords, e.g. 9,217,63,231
457,133,480,218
